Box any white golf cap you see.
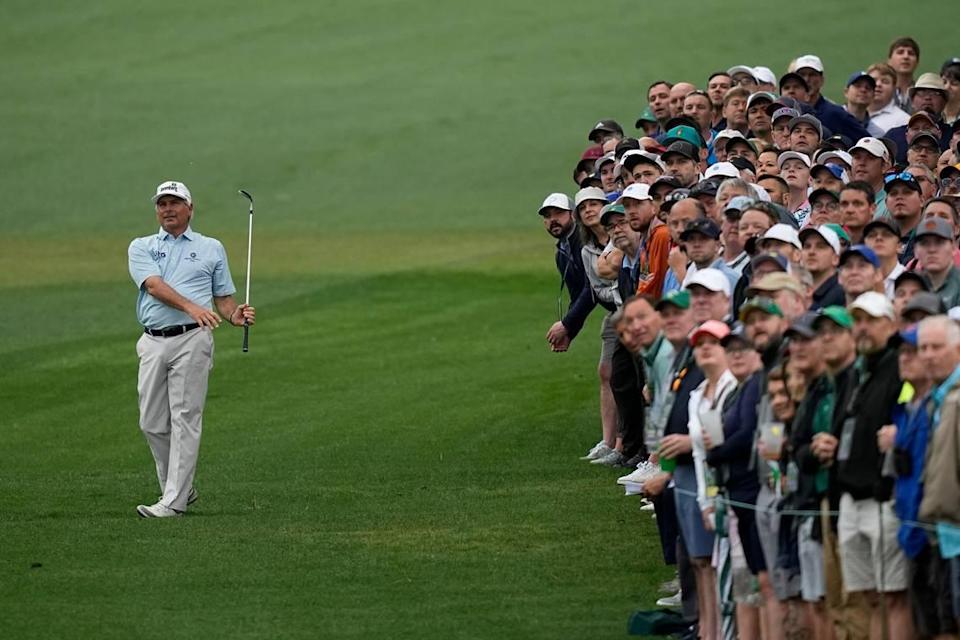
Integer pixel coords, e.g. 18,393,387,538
539,192,573,214
620,149,667,172
799,224,841,255
715,129,747,142
753,66,777,85
727,65,757,79
948,306,960,323
816,150,854,169
761,223,802,250
849,291,895,320
778,150,812,169
795,54,824,73
573,187,606,209
749,183,771,201
685,268,732,297
594,152,616,172
153,181,192,205
704,162,740,180
850,137,890,161
619,183,652,202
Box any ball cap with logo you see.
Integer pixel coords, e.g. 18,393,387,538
915,216,954,241
153,181,193,205
588,119,624,143
850,137,890,162
538,193,573,216
685,268,732,297
849,291,895,320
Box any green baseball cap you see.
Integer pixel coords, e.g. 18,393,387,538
655,289,691,311
599,203,627,226
815,305,853,330
824,223,850,245
662,125,702,149
635,106,657,128
738,296,783,321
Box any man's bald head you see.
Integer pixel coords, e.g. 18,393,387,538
670,82,697,117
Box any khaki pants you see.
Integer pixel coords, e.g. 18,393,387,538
822,498,870,640
136,328,214,511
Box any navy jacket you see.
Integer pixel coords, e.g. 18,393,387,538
812,96,871,143
810,273,845,311
555,226,596,341
884,118,952,165
663,345,705,467
707,372,762,503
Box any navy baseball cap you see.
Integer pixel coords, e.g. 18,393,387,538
680,218,721,241
839,244,880,268
661,140,699,162
846,71,876,89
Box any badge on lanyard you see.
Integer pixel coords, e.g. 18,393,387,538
837,416,856,461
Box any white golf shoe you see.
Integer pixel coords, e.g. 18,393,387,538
136,502,182,518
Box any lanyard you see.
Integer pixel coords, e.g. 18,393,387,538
930,364,960,427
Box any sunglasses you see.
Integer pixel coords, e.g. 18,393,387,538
884,172,918,184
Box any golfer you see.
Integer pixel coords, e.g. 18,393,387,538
128,180,255,518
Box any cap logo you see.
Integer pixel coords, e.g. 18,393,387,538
926,220,937,230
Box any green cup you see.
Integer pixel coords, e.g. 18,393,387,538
660,456,676,472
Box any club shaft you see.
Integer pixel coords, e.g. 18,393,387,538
244,209,253,305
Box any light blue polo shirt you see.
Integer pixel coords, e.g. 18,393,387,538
128,226,236,329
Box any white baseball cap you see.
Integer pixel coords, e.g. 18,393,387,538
704,162,740,180
816,150,854,169
715,129,747,143
153,181,192,205
778,151,812,169
753,66,777,85
761,223,802,250
850,137,890,162
727,65,757,79
795,54,824,73
749,183,771,202
619,183,652,202
620,149,667,172
685,268,733,297
539,192,573,215
849,291,895,320
573,187,606,209
799,224,842,255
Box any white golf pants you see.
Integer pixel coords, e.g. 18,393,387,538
136,328,214,511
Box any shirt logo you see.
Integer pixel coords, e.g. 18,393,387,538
184,251,200,263
151,250,167,261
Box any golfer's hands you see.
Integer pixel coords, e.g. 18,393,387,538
185,302,222,328
231,303,256,327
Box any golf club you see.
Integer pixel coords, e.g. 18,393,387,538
239,189,254,352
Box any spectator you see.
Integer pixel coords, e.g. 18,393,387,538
905,163,939,203
915,217,960,309
884,172,925,264
799,225,844,309
721,196,751,276
622,150,666,186
892,271,933,326
648,81,673,134
915,315,960,637
839,181,877,245
843,71,876,133
788,114,823,157
906,130,941,171
885,74,952,165
662,141,703,188
540,193,596,352
862,218,905,297
807,189,843,227
758,174,789,207
757,149,780,177
574,187,620,462
942,60,960,126
868,63,910,135
747,271,809,323
757,224,802,267
778,151,813,226
887,37,921,112
813,292,914,640
810,166,846,199
707,72,733,129
793,54,871,142
783,312,833,637
838,244,883,305
680,219,739,292
722,87,750,136
849,138,892,219
747,92,776,147
661,196,704,293
669,82,697,118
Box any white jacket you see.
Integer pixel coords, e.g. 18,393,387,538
688,370,738,511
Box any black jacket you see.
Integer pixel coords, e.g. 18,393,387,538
833,342,901,501
810,273,845,311
663,345,705,467
555,226,596,341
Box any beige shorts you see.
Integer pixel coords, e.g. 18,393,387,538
837,494,908,593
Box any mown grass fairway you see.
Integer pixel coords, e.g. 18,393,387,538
1,1,954,637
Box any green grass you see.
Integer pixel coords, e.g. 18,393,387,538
0,0,955,637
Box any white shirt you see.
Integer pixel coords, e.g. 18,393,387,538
688,370,738,511
868,100,910,135
884,262,906,299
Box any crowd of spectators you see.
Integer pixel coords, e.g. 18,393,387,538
538,37,960,640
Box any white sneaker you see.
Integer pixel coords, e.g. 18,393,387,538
136,502,182,518
640,501,656,511
590,450,625,466
622,481,645,496
655,590,682,608
580,441,613,461
617,461,658,485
